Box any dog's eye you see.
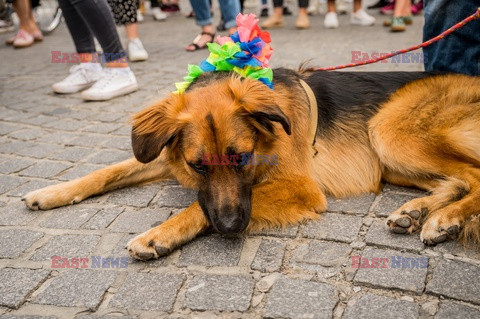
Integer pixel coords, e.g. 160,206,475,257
189,163,208,175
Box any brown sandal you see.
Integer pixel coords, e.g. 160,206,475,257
185,32,215,52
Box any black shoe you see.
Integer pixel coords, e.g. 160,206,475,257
216,20,226,32
368,0,390,9
283,6,292,16
260,7,269,17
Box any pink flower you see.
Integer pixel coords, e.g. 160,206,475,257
236,13,259,42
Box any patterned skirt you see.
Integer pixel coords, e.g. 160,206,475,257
107,0,139,25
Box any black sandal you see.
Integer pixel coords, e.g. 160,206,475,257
186,32,215,52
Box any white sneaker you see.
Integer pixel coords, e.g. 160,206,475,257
52,63,102,94
151,7,167,21
128,38,149,62
324,12,339,28
350,8,375,26
81,68,138,101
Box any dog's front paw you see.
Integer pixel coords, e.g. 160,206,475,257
420,213,460,246
386,208,426,234
22,182,85,210
127,229,173,261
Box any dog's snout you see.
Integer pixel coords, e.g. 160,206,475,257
214,206,247,234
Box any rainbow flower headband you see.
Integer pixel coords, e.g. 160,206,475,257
174,13,273,94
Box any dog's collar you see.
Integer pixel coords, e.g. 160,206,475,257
299,79,318,156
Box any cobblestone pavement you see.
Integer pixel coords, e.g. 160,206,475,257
1,1,480,318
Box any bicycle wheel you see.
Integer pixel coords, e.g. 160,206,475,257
33,0,62,34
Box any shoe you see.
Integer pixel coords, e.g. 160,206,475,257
128,38,148,62
336,1,348,15
81,68,138,101
390,16,406,32
185,32,215,52
324,12,339,28
6,29,42,45
52,64,103,94
152,7,167,21
295,14,310,29
137,10,144,22
383,15,412,26
368,0,390,9
161,3,179,13
216,20,226,32
261,14,284,29
380,2,395,15
411,1,423,15
283,6,293,16
350,9,375,26
260,7,269,17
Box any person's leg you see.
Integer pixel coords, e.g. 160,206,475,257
423,0,480,76
57,0,96,54
186,0,215,51
260,0,284,28
218,0,240,33
13,0,38,33
126,22,149,61
296,0,310,29
350,0,375,25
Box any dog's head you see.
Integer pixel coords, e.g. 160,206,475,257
131,74,291,234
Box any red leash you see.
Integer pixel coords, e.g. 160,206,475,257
315,7,480,71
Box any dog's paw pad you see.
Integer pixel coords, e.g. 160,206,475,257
421,216,461,246
395,217,411,228
154,246,170,257
386,209,423,234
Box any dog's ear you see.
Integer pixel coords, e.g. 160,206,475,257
229,77,291,136
131,94,187,163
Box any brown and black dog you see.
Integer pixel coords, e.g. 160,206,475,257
22,68,480,260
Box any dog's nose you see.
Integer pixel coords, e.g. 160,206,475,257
214,207,247,234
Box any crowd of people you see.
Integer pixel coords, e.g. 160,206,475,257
1,0,479,101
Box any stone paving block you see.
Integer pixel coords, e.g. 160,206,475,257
353,247,428,294
104,136,131,151
30,234,100,261
16,144,63,159
373,193,419,217
86,150,131,165
7,128,46,141
0,229,44,258
0,203,41,225
343,294,419,319
0,123,20,135
178,234,244,267
383,183,427,196
251,238,286,272
6,180,57,197
57,164,103,181
0,175,27,195
426,260,480,305
42,120,88,132
0,315,57,319
0,158,34,174
34,270,117,309
48,147,96,162
252,225,299,238
156,185,197,207
293,240,352,268
433,241,480,260
0,268,50,309
326,193,375,216
36,132,78,145
39,207,100,229
19,161,72,178
109,208,171,233
107,186,159,207
0,141,35,155
82,207,125,230
82,123,123,134
19,115,56,126
365,220,424,252
264,277,337,319
185,274,254,311
66,135,109,148
435,301,480,319
110,273,184,311
302,213,362,243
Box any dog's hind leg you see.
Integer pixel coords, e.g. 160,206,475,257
22,155,172,210
127,175,327,261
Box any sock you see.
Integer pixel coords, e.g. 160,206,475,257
81,61,102,72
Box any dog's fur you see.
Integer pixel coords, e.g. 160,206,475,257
23,68,480,260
